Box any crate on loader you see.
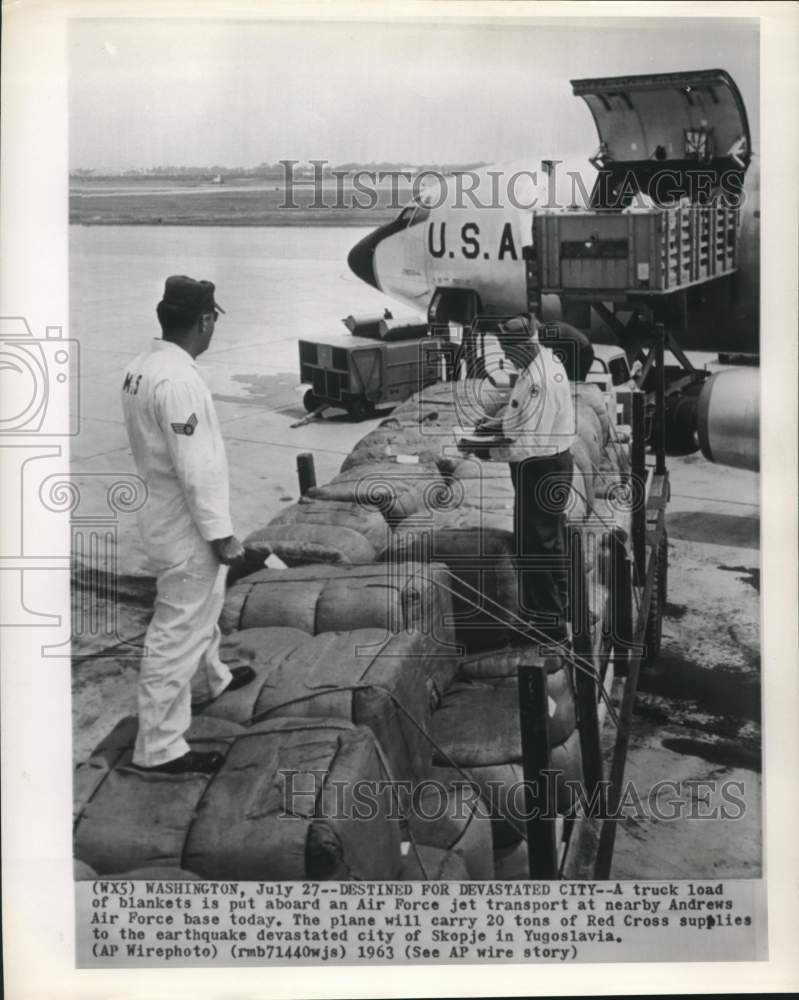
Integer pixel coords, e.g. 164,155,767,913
524,68,751,315
535,204,739,295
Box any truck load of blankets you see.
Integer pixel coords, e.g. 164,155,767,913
74,378,631,882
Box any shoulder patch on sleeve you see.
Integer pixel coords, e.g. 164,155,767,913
171,412,198,436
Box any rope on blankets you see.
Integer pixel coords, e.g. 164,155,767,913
247,682,556,851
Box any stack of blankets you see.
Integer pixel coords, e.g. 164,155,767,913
74,376,631,881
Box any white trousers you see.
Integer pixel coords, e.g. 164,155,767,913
133,535,231,767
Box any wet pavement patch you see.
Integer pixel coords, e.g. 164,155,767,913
668,511,759,549
718,564,760,593
661,736,761,772
639,651,761,724
664,601,688,619
635,691,757,745
228,372,304,413
634,699,671,726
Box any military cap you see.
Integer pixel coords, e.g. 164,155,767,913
159,275,225,314
497,315,534,341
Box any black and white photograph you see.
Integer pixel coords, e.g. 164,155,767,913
2,2,798,996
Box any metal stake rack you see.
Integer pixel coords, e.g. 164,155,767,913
517,323,672,879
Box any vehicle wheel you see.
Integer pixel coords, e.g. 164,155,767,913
303,389,322,412
641,533,668,669
663,383,703,455
347,397,374,422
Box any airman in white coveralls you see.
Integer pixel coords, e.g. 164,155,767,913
121,276,254,774
475,316,583,647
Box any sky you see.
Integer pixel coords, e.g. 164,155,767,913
69,15,760,171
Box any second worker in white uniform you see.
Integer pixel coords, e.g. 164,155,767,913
476,315,577,646
121,275,254,774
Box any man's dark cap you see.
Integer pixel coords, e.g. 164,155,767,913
159,275,225,315
498,315,533,341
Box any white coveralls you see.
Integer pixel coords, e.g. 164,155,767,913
493,345,576,637
121,339,234,767
493,343,576,463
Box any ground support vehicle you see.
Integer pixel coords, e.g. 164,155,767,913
298,331,445,421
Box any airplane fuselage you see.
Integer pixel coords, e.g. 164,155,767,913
348,69,759,355
349,164,759,353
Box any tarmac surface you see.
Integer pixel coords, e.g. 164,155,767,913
69,225,761,880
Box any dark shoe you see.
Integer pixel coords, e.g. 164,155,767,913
132,750,224,775
225,665,256,692
192,666,256,711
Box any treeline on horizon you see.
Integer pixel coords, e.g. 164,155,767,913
70,160,489,181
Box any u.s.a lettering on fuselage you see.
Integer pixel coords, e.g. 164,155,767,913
426,221,519,261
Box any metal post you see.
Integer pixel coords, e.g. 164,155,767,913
518,664,559,878
595,599,646,880
666,329,696,374
611,534,633,679
655,324,667,476
631,391,646,582
296,453,316,496
571,529,603,797
525,227,541,320
462,324,477,379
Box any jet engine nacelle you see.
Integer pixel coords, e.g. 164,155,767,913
660,367,759,471
696,367,760,472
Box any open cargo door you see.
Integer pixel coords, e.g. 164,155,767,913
570,69,752,208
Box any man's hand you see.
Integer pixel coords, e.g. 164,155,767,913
474,415,503,435
211,535,246,565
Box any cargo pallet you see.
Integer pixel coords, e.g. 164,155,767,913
533,203,739,297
